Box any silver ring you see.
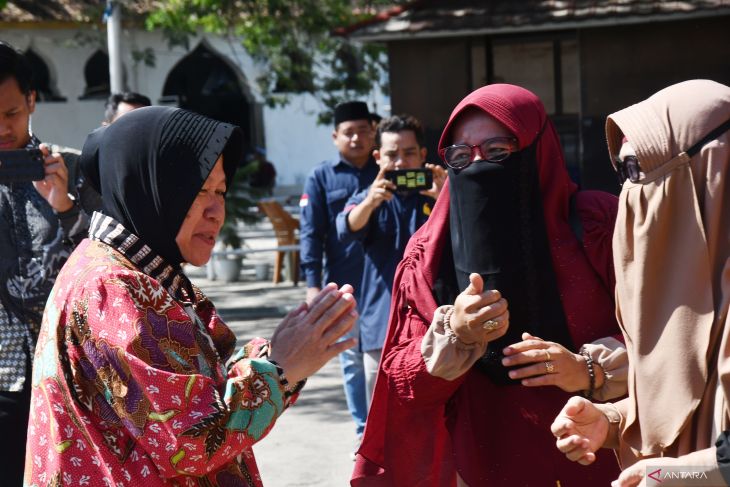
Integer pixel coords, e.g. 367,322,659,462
482,319,500,332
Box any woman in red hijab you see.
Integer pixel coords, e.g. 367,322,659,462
351,84,626,486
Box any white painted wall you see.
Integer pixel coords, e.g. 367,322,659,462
1,26,389,189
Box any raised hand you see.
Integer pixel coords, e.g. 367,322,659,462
33,143,73,212
451,273,509,345
419,163,447,200
364,164,396,209
269,283,358,384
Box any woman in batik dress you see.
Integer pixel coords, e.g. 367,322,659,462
24,107,357,486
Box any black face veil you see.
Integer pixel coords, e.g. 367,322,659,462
447,137,574,384
80,106,243,265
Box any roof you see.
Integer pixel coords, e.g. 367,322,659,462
0,0,150,24
344,0,730,41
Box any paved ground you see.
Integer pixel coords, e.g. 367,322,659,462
187,263,358,487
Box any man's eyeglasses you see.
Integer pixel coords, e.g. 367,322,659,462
439,136,518,170
614,155,642,184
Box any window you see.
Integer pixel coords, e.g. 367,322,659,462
24,49,65,102
491,37,578,116
80,50,110,99
490,36,581,174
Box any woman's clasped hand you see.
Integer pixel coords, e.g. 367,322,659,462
269,283,358,384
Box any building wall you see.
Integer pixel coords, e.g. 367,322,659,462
384,15,729,191
579,15,730,191
387,38,471,160
1,27,388,188
581,16,730,116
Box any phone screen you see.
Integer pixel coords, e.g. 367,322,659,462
385,168,433,192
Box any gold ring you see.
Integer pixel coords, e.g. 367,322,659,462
545,350,551,361
482,319,500,332
545,361,555,374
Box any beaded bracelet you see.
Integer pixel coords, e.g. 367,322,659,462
268,359,307,399
579,347,596,400
442,306,478,348
442,307,459,344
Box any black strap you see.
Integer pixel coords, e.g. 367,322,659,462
686,118,730,158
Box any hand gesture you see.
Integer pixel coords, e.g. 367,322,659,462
501,332,595,392
269,283,358,384
364,165,395,210
551,396,609,465
611,459,651,487
451,273,509,345
419,163,447,200
305,287,321,305
33,144,73,212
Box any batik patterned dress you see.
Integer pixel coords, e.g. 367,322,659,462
25,215,291,487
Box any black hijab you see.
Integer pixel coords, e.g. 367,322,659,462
80,106,243,265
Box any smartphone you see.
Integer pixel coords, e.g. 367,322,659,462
0,148,45,184
384,168,433,193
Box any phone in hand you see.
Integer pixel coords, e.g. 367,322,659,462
0,148,45,184
384,168,433,193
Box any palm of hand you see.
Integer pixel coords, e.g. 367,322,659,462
567,408,608,452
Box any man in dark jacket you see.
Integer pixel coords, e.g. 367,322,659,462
336,114,445,406
299,101,379,457
0,40,98,485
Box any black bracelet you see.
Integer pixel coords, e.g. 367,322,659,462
579,347,596,400
268,359,306,399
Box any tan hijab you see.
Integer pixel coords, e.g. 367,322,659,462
606,79,730,459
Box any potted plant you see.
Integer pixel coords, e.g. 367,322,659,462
211,162,263,282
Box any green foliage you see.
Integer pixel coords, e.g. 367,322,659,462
146,0,397,123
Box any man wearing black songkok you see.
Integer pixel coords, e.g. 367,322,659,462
299,100,379,457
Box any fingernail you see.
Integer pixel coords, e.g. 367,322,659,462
501,358,510,366
342,293,353,301
508,371,516,378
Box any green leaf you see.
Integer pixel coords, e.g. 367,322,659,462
144,0,396,124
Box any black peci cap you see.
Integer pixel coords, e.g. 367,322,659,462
334,101,372,126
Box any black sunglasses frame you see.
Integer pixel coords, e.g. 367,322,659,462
614,117,730,186
614,155,642,184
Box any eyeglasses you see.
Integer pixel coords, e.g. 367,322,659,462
439,136,519,170
614,155,642,184
613,117,730,185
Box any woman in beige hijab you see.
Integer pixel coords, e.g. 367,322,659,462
551,79,730,486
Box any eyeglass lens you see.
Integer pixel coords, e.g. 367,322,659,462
616,155,642,184
443,137,516,169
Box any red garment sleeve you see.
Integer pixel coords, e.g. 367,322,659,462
576,190,618,294
576,190,623,343
354,196,460,486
